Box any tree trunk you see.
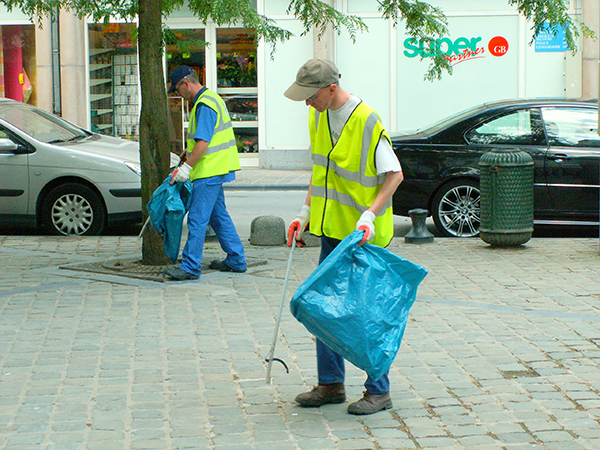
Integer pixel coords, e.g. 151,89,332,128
138,0,172,265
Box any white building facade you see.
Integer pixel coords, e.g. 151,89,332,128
1,0,598,169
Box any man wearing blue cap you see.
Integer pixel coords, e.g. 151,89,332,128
164,65,247,281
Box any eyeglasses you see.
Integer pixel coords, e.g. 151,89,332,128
306,88,323,104
175,77,188,91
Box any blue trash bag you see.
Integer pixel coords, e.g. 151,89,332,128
147,177,193,263
290,231,428,381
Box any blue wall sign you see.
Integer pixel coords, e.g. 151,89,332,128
535,24,568,52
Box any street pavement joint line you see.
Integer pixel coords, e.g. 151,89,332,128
420,296,600,322
34,266,166,289
39,263,278,290
0,280,84,298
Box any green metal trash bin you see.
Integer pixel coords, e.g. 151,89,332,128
478,148,534,247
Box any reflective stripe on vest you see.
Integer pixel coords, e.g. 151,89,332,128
187,89,240,180
309,101,394,247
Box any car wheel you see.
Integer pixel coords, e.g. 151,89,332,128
42,183,106,236
431,179,480,238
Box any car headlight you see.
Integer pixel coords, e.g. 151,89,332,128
124,161,142,177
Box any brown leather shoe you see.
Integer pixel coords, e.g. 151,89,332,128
347,391,393,415
295,383,346,407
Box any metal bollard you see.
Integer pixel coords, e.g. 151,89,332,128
404,208,434,244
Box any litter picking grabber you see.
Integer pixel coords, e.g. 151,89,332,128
265,234,297,383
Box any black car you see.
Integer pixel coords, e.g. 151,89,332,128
391,99,600,237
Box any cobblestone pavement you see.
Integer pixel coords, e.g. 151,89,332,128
1,229,600,449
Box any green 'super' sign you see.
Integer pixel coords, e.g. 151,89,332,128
404,36,508,65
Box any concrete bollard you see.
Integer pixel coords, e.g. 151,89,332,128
404,208,434,244
250,215,286,246
298,230,320,247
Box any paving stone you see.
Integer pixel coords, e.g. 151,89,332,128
544,442,588,450
415,436,459,448
532,430,575,442
446,424,488,437
495,432,537,444
408,426,447,438
3,229,600,449
336,439,376,449
296,438,338,449
457,435,500,447
332,428,371,440
377,438,416,449
254,441,296,450
522,420,562,432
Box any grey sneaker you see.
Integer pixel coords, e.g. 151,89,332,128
347,391,393,415
295,383,346,407
164,267,199,281
209,259,246,273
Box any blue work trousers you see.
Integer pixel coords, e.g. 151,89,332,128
316,235,390,395
179,178,246,276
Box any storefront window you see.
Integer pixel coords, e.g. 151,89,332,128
88,23,139,139
1,24,36,105
217,28,257,153
166,29,206,153
166,28,206,88
167,27,258,154
217,29,256,88
221,94,258,153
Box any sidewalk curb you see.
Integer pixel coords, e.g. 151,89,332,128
225,184,308,191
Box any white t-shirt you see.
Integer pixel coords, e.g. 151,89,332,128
327,95,402,175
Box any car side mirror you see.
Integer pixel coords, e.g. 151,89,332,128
0,137,26,154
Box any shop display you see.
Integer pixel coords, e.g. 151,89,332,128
216,28,258,153
113,50,139,139
89,48,114,135
89,23,139,139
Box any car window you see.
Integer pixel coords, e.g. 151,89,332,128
419,103,486,134
0,103,89,143
465,109,542,146
541,107,600,148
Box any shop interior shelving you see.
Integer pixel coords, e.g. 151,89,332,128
113,48,140,140
89,48,114,134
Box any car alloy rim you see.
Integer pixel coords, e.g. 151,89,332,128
51,193,94,235
438,185,480,237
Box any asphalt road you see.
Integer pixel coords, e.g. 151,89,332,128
1,190,598,239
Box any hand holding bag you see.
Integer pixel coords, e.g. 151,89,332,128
290,231,427,380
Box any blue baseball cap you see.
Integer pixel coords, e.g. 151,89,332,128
168,65,195,93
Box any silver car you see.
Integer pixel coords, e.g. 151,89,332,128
0,98,176,235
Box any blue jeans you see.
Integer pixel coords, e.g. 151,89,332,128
316,236,390,395
179,178,246,276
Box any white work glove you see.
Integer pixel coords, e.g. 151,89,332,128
356,210,376,245
287,204,310,247
169,162,192,184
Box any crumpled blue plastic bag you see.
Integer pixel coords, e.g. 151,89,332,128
147,177,193,263
290,231,428,381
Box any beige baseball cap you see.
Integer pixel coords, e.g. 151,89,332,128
284,59,341,101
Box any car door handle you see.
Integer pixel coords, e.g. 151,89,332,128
547,153,569,162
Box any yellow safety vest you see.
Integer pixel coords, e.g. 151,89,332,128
187,89,240,180
309,101,394,247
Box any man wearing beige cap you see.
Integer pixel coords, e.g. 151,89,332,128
285,59,404,415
